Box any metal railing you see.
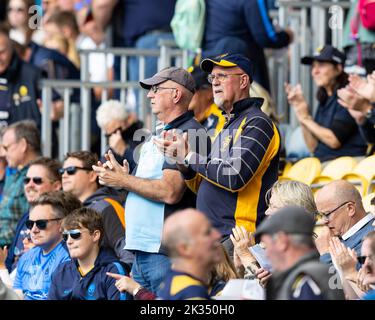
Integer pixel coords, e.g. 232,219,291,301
268,0,352,127
41,42,188,159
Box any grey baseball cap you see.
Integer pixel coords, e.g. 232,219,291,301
139,66,196,93
254,206,315,243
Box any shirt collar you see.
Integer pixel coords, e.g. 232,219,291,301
341,213,374,241
222,97,264,121
163,111,194,130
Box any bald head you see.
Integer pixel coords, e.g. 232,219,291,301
162,209,204,258
316,180,364,210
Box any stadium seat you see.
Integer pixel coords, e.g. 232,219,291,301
310,157,358,193
362,192,375,214
279,157,321,185
341,155,375,196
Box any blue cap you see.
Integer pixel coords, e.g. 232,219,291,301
301,45,346,66
200,53,253,80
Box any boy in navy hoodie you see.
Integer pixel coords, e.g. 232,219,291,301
48,208,130,300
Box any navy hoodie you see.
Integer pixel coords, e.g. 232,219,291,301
47,247,130,300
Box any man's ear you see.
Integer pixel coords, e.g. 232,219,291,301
173,88,183,104
240,74,250,90
89,170,98,183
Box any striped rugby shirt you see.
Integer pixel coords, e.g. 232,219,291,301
185,97,280,237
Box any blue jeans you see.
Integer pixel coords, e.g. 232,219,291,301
131,251,171,293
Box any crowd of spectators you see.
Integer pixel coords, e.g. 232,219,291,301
0,0,374,301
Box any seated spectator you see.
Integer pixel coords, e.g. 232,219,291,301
61,151,133,265
254,206,345,300
338,71,375,145
285,45,367,162
48,207,130,300
329,232,375,299
3,157,62,275
231,180,318,285
108,243,237,300
361,232,375,300
13,193,71,300
315,180,375,266
96,100,146,173
0,121,40,247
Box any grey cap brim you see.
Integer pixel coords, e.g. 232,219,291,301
139,76,167,90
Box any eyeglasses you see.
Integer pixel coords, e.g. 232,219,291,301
58,166,91,175
62,229,83,242
2,141,18,152
105,127,122,139
7,7,26,13
319,201,353,221
357,255,374,265
25,218,61,230
207,73,244,84
150,85,177,94
24,176,44,185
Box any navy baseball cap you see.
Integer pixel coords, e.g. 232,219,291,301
200,53,253,80
301,45,346,66
188,65,211,90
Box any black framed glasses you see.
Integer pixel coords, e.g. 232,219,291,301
23,177,44,185
318,201,353,221
58,166,91,175
207,73,244,84
150,85,177,94
62,229,83,241
2,141,18,152
25,218,61,230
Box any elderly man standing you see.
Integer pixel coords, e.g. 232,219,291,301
155,54,281,254
93,66,210,293
0,120,40,247
254,206,345,300
315,180,375,266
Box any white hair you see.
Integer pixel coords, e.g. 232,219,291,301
96,100,128,129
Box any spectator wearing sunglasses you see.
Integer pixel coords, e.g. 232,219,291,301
1,157,62,279
315,180,375,267
0,120,40,248
48,207,130,300
12,192,71,300
61,151,133,266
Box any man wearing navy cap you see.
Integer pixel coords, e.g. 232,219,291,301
155,53,281,255
254,206,345,300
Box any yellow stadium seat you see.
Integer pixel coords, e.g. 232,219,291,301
279,157,321,185
362,193,375,214
310,157,358,193
341,155,375,196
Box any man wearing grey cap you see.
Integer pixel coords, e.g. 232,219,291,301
254,206,345,300
93,66,210,293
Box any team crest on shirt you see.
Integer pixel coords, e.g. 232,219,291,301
86,283,96,300
220,135,232,152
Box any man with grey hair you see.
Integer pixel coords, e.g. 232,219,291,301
254,206,345,300
315,180,375,266
96,99,145,173
0,120,40,247
93,66,210,293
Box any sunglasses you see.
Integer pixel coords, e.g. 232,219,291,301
62,229,83,242
24,176,43,185
58,166,91,175
25,218,61,230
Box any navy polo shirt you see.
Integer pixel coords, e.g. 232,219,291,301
314,94,367,162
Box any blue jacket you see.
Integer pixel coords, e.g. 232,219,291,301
320,217,375,266
48,247,131,300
